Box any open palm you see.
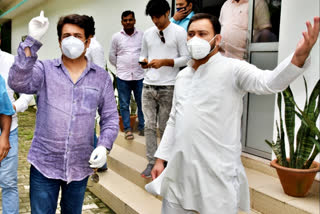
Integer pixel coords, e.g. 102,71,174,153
292,17,320,67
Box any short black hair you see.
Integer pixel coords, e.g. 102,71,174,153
122,10,135,20
185,0,193,5
187,13,221,34
185,0,198,13
57,14,95,40
145,0,170,17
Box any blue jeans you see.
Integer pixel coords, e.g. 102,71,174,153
117,78,144,131
0,128,19,214
30,165,88,214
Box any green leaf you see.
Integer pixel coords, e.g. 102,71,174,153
307,79,320,118
303,76,309,109
282,87,295,167
277,93,288,166
304,146,319,169
266,80,320,169
308,137,320,152
286,80,320,168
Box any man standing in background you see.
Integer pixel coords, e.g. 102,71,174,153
109,10,145,140
170,0,195,31
139,0,189,178
219,0,275,59
0,35,33,214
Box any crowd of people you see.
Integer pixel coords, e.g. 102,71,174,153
0,0,319,213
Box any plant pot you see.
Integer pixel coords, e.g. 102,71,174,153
270,159,320,197
119,115,137,132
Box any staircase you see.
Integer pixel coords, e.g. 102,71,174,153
88,132,319,214
88,133,161,214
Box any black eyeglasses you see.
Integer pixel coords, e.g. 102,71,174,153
159,31,165,44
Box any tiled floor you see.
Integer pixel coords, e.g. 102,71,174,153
0,107,114,214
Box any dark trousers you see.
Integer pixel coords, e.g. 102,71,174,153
117,78,144,131
30,165,88,214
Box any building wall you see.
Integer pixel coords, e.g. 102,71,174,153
10,0,165,71
277,0,319,178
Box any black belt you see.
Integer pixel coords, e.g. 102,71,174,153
143,84,174,90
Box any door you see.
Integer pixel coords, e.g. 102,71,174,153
241,0,282,159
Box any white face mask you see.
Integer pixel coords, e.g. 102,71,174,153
61,36,86,59
187,35,217,60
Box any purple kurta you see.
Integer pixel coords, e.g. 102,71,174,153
8,36,119,183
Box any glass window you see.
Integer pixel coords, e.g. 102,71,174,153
252,0,281,43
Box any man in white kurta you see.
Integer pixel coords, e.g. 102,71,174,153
146,13,319,214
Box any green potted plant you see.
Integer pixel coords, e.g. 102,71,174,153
265,78,320,197
106,66,137,132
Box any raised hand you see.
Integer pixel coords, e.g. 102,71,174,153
292,16,320,67
28,10,49,41
172,8,189,21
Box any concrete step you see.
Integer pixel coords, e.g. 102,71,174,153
87,169,260,214
242,153,319,214
108,143,152,190
87,169,161,214
95,131,319,214
114,132,148,158
246,166,319,214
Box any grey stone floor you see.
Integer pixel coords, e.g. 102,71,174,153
0,107,114,214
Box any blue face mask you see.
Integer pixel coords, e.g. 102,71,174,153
176,7,187,12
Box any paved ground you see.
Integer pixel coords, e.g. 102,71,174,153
0,107,115,214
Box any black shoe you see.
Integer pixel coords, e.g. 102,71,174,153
97,167,108,172
97,163,108,172
141,163,154,178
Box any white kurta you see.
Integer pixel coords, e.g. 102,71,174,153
146,52,309,214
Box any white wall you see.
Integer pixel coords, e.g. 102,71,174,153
277,0,319,178
10,0,171,70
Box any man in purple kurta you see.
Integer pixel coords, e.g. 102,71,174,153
8,12,118,214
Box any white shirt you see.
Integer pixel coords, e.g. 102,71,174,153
146,53,309,214
140,23,190,85
86,36,106,69
109,29,144,81
0,49,33,131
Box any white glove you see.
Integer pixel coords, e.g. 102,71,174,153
28,10,49,41
89,146,107,168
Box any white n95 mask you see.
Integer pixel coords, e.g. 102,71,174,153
61,36,85,59
187,35,216,60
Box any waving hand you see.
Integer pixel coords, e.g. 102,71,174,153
292,17,320,67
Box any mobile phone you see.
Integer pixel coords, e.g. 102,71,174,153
139,61,148,66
